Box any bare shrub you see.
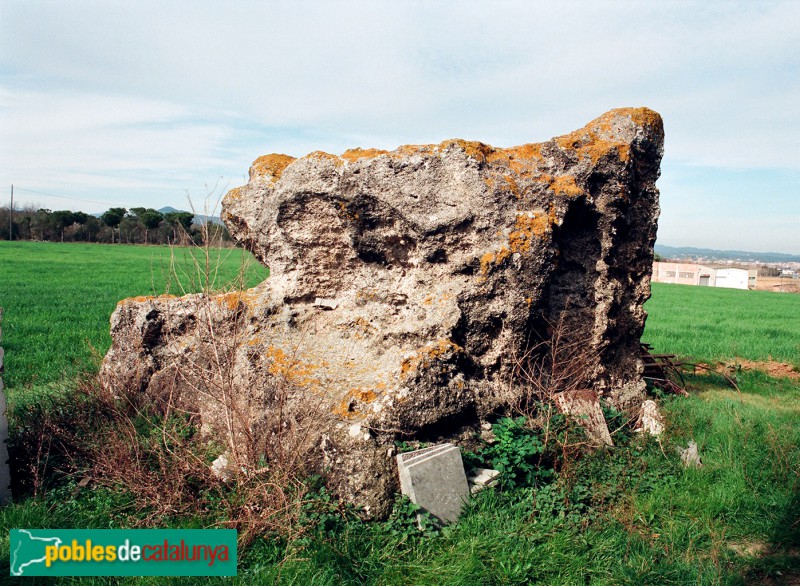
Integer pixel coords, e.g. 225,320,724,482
501,311,605,470
11,193,334,548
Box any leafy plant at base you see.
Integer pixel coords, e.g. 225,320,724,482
481,416,553,489
384,495,440,540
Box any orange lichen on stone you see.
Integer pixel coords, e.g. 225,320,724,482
619,107,663,130
400,339,462,379
250,154,296,182
352,388,378,403
306,151,345,165
213,290,258,312
439,139,494,161
554,107,661,165
548,175,583,197
480,208,556,275
554,130,628,164
265,345,322,389
507,214,551,255
225,186,244,202
341,147,389,162
336,200,360,222
332,386,382,418
117,294,177,306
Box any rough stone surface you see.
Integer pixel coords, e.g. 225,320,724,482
100,108,664,516
397,444,470,524
554,389,614,446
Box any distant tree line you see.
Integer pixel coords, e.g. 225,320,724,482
0,206,232,245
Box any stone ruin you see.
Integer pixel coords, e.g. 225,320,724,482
100,107,664,517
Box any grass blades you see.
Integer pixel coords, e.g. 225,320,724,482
0,242,798,583
0,241,267,391
643,282,800,366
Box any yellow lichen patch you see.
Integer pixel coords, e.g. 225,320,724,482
400,339,463,379
305,151,345,165
247,336,261,347
250,154,296,182
553,107,661,165
213,290,258,312
480,207,557,275
224,186,243,202
548,175,583,197
117,294,177,306
265,345,322,389
341,147,389,162
438,139,494,162
332,385,383,418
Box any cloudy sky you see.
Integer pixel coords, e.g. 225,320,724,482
1,1,798,254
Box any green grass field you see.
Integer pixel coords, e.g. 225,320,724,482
0,241,268,391
0,242,798,584
644,282,800,366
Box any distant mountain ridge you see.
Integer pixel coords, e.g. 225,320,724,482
158,207,223,225
655,245,800,263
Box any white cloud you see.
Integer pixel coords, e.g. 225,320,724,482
0,0,798,250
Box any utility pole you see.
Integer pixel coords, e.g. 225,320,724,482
8,185,12,241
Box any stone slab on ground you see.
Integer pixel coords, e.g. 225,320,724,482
397,443,470,524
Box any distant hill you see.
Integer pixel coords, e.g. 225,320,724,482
157,207,223,226
655,245,800,264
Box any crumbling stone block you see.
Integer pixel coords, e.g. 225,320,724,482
100,108,664,516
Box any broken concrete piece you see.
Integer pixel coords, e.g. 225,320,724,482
554,389,614,446
635,399,664,436
100,108,664,516
468,468,501,494
681,440,703,468
397,444,470,524
210,454,234,483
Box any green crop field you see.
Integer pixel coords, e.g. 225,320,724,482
0,241,798,584
644,282,800,367
0,241,268,392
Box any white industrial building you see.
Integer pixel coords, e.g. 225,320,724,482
652,262,756,290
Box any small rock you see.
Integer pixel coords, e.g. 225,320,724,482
680,440,703,468
468,468,500,494
210,454,234,482
480,428,497,445
636,399,664,436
